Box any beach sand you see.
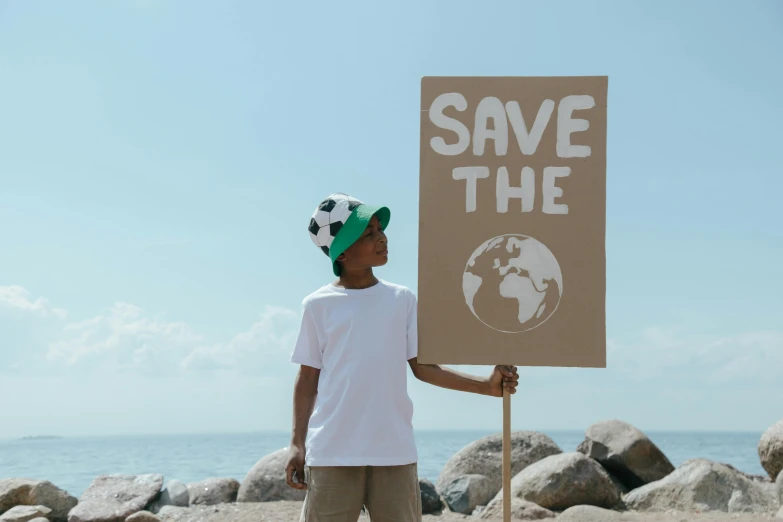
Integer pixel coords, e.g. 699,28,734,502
156,501,780,522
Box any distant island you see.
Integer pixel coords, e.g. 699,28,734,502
20,435,63,440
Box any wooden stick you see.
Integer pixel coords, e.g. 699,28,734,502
503,385,511,522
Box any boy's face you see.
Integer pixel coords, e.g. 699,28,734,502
337,215,388,273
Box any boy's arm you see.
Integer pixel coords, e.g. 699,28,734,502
408,358,518,397
285,364,320,490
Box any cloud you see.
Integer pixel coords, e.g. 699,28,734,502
607,328,783,386
180,306,298,371
46,302,203,367
0,285,67,318
43,299,299,373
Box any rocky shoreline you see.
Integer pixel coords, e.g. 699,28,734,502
1,419,782,522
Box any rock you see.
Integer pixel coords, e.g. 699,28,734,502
557,505,623,522
67,474,164,522
0,505,52,522
624,458,779,513
186,479,239,506
777,505,783,520
146,481,188,513
28,519,50,522
0,480,77,522
417,478,442,515
577,419,675,490
479,497,555,520
760,420,783,480
125,511,160,522
777,471,783,503
435,431,561,513
608,473,628,495
237,448,306,502
153,506,180,518
506,452,620,511
440,474,494,515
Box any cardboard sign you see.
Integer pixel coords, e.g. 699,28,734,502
417,76,607,367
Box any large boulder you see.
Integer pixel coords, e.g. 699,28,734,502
237,448,306,502
186,478,239,506
417,478,443,515
502,452,621,511
0,505,52,522
479,497,555,520
0,479,77,522
624,459,779,514
436,432,561,513
608,473,628,495
760,420,783,480
146,480,188,513
439,475,494,515
67,474,164,522
577,419,674,489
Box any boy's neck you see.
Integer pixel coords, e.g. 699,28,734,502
335,268,379,290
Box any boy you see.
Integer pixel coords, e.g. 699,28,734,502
286,193,519,521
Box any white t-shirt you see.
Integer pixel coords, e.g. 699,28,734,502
289,279,418,466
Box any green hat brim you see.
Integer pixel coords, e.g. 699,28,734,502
329,205,391,276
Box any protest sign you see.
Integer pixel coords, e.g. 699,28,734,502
418,76,607,368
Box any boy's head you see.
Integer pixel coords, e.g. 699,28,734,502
308,193,390,276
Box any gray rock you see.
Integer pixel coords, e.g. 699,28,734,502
28,519,50,522
146,480,188,513
624,458,779,513
479,497,555,520
440,474,494,515
777,471,783,503
67,474,164,522
186,478,239,506
417,478,442,515
557,505,623,522
0,480,77,522
777,505,783,520
608,473,628,495
760,420,783,480
577,419,674,490
0,505,52,522
125,511,160,522
153,506,181,518
237,448,306,502
506,452,620,511
435,431,561,513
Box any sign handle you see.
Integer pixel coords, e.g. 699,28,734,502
503,383,511,522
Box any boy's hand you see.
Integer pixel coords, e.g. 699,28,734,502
487,365,519,397
285,444,307,490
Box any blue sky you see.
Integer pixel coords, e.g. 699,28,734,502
1,0,781,439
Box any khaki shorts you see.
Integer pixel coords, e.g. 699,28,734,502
299,463,422,522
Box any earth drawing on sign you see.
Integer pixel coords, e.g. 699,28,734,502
462,234,563,333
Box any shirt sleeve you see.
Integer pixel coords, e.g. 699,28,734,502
406,290,419,361
290,303,323,369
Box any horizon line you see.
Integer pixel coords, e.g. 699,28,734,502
0,427,765,442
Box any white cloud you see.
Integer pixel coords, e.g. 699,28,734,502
46,302,203,367
42,299,299,373
180,306,298,370
0,285,67,318
608,328,783,385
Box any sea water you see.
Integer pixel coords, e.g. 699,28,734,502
0,430,766,498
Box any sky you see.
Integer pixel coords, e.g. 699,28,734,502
1,0,781,439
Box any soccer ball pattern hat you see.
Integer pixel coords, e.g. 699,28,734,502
308,193,391,276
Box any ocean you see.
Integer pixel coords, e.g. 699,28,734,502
0,430,767,498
